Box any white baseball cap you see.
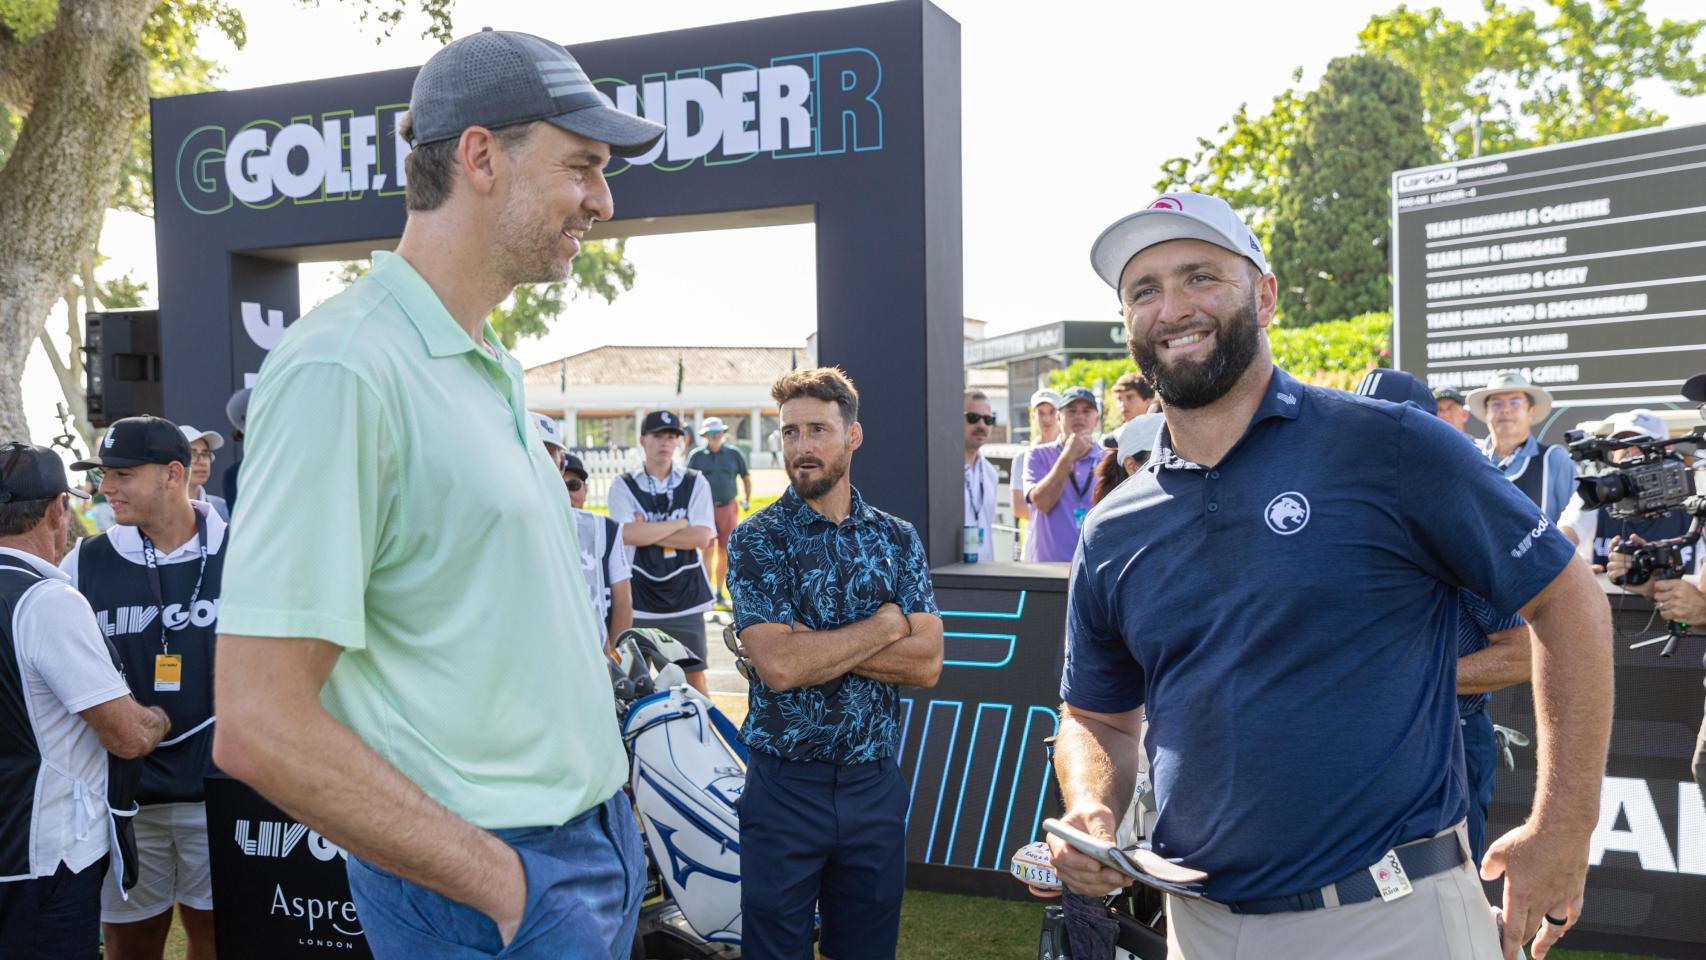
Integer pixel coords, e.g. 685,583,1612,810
527,411,565,451
177,424,225,451
1090,192,1269,292
1607,408,1667,442
1029,389,1064,410
1115,413,1166,464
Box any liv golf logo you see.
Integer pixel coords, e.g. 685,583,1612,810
174,47,883,215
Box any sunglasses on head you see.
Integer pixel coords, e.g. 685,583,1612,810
564,478,584,492
964,413,996,426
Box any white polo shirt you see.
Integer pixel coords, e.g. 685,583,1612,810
0,546,130,881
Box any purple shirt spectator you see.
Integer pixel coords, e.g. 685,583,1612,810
1023,442,1099,562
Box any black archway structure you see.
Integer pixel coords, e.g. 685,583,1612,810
152,0,964,566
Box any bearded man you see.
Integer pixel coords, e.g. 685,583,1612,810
725,366,943,960
1046,192,1613,960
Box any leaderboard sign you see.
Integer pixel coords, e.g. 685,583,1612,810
1391,123,1706,437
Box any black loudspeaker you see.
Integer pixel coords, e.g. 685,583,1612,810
84,310,162,427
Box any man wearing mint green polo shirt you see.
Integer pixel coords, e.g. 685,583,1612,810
211,30,663,960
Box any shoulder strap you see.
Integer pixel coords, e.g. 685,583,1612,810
600,517,619,569
670,471,700,514
619,473,645,500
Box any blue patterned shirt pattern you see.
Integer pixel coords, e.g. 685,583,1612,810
1457,590,1526,717
728,485,938,763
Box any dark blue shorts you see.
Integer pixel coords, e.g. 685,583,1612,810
1461,710,1497,865
0,855,106,960
739,751,908,960
346,791,643,959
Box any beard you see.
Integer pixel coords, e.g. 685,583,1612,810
1129,295,1261,410
491,175,578,287
788,447,850,501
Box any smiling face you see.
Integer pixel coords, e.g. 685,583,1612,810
1484,390,1534,443
781,396,861,501
98,462,185,528
1118,239,1275,410
490,123,614,288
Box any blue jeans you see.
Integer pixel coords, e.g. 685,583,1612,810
346,791,643,959
1461,710,1497,865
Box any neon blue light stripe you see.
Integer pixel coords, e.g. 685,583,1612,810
1025,708,1061,854
971,705,1014,868
942,630,1016,669
922,702,963,863
938,590,1027,620
944,703,1007,864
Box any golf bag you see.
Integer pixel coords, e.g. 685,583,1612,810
611,629,747,958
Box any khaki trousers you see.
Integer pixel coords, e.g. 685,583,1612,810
1166,826,1501,960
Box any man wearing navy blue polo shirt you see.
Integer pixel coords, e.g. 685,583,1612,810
1356,368,1536,867
727,366,943,960
1050,192,1612,960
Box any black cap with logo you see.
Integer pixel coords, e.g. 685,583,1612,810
561,453,588,480
641,410,685,437
71,416,191,471
0,443,90,503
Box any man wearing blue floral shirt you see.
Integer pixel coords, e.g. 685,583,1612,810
727,366,943,960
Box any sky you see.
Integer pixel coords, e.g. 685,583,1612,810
23,0,1706,442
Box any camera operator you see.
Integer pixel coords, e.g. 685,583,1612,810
1560,410,1701,574
1607,543,1705,786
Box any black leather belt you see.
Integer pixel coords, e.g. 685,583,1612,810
1226,832,1467,915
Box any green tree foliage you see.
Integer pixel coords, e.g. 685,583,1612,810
1156,0,1706,323
1270,56,1435,327
1360,0,1706,161
1049,312,1392,397
1154,77,1304,257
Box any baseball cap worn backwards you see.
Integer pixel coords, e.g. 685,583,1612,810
1090,192,1269,292
408,29,664,157
71,416,191,471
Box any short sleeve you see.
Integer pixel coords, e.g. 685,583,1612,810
1396,408,1574,618
605,520,631,585
891,521,939,616
728,523,795,631
218,361,395,649
736,448,749,476
21,585,129,714
1060,542,1144,712
604,477,643,524
687,474,715,530
1558,495,1596,560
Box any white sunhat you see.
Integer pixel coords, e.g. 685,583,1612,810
1465,371,1552,423
177,424,224,451
701,417,729,435
1090,192,1270,292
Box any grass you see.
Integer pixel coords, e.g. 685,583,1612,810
163,892,1648,959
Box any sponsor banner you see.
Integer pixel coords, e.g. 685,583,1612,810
205,777,372,958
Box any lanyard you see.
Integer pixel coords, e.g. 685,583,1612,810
1065,446,1092,503
140,510,209,656
639,469,681,521
964,461,986,520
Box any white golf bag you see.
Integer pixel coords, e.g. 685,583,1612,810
612,629,746,956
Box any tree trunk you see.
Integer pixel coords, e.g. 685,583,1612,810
0,0,153,443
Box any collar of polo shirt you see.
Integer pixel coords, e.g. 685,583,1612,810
1146,368,1305,473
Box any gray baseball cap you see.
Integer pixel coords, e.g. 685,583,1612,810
409,29,664,157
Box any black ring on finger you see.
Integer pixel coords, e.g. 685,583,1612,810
1545,914,1568,926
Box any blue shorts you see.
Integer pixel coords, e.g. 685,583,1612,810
346,791,643,959
739,751,908,960
1461,710,1497,865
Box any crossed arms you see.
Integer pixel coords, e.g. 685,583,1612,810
739,602,944,692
